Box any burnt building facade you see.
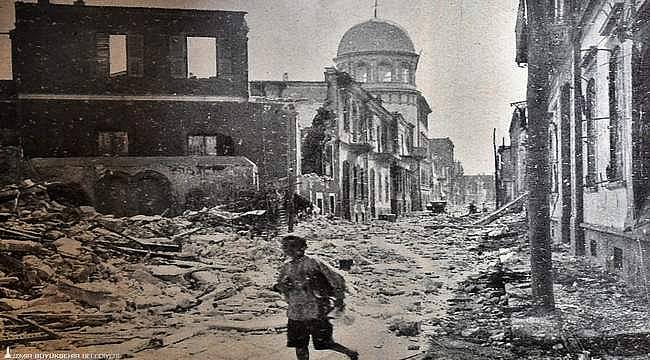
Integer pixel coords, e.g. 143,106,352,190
496,103,528,207
429,137,455,203
3,1,297,215
516,0,650,287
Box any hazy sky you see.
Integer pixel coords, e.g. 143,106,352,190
0,0,527,175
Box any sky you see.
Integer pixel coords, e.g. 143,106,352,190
0,0,527,175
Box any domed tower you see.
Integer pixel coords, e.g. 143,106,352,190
334,18,422,130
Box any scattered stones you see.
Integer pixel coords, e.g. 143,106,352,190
388,318,421,337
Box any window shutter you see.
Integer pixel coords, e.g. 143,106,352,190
217,39,233,80
169,35,187,79
95,32,109,77
127,34,144,78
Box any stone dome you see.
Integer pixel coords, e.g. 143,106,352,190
337,18,416,57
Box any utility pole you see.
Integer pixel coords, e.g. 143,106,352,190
493,128,499,208
525,0,555,313
287,107,297,232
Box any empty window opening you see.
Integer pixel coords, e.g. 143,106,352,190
613,247,623,270
608,47,623,180
590,240,598,257
109,35,127,76
98,131,128,156
329,194,335,214
585,78,597,186
187,37,217,79
188,134,234,156
401,66,410,83
355,63,369,82
378,63,392,82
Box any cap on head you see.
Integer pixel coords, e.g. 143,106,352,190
281,233,307,248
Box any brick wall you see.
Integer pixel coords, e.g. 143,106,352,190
19,100,294,185
11,2,248,97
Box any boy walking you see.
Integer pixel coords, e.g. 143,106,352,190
274,234,358,360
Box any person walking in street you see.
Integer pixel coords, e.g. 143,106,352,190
273,234,359,360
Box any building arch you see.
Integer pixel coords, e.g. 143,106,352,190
342,160,351,219
95,171,130,216
131,170,173,216
46,182,92,207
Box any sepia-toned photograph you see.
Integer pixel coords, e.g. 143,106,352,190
0,0,648,359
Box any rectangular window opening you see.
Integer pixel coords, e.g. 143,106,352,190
590,240,598,257
188,134,234,156
613,247,623,270
98,131,128,156
109,35,127,76
187,37,217,79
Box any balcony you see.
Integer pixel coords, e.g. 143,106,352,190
375,150,399,163
403,146,427,160
348,140,373,154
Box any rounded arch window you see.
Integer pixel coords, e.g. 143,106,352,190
378,62,392,82
354,62,370,82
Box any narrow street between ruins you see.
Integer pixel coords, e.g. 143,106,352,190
3,183,650,360
5,203,484,360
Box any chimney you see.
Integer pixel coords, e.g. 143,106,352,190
74,0,86,5
282,72,289,81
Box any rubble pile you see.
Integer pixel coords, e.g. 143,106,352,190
426,209,650,359
552,247,650,336
0,180,288,348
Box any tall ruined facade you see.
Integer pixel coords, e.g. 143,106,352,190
517,0,650,288
334,18,432,212
4,1,297,216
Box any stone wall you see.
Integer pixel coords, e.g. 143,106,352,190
19,100,294,185
30,156,257,216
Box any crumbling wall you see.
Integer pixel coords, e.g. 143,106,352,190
30,156,257,216
0,146,24,186
20,100,292,185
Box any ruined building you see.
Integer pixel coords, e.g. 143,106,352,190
496,103,528,207
1,1,297,216
250,16,437,221
516,0,650,287
429,137,455,203
335,18,433,211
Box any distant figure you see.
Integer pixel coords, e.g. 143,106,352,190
273,235,358,360
468,202,478,214
312,204,321,217
482,202,488,212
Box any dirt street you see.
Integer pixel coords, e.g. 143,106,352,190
5,198,649,360
5,210,485,360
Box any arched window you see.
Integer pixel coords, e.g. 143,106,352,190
352,102,360,141
385,175,390,201
585,78,597,186
608,46,623,180
342,91,351,132
378,174,382,202
400,63,411,84
355,63,370,82
377,125,382,152
370,169,375,202
378,62,392,82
